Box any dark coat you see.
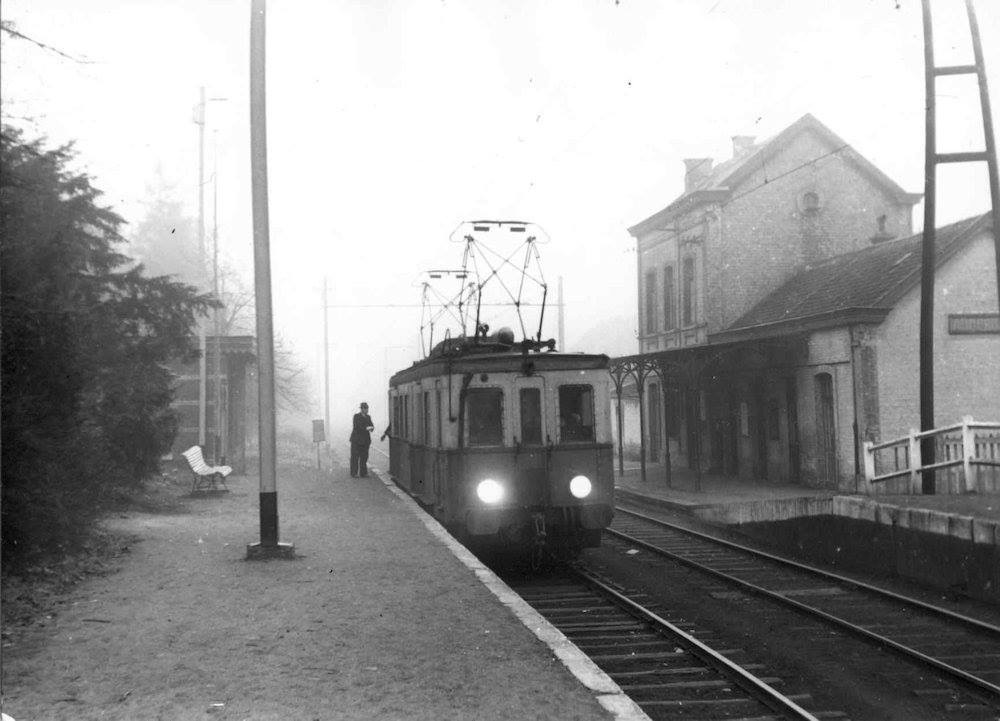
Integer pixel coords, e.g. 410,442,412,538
350,412,374,446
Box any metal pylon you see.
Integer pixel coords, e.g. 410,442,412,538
919,0,1000,494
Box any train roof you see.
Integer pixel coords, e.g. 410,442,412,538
388,350,610,386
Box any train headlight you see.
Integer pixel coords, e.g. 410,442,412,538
476,478,504,504
569,475,592,499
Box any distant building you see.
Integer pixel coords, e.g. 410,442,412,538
616,114,999,491
168,335,256,474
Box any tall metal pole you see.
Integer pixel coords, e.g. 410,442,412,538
965,0,1000,313
213,131,224,464
196,86,208,448
247,0,293,559
557,275,565,351
323,276,331,444
919,0,937,494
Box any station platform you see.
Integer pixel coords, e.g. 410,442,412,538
614,461,1000,543
2,450,647,721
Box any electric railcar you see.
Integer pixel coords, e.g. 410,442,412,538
386,329,614,554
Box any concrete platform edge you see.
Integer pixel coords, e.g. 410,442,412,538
832,496,999,548
374,470,652,721
617,484,999,548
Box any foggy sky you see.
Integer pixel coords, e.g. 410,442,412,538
3,0,998,437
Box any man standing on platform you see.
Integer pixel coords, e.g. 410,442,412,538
349,402,375,478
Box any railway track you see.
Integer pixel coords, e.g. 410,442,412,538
608,505,1000,707
505,566,847,720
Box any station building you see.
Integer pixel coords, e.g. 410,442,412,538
167,335,256,474
615,113,1000,491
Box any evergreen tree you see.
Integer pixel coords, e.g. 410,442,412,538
1,127,215,568
128,172,207,289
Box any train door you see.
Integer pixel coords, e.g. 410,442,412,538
514,376,548,506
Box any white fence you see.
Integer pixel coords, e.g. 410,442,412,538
862,417,1000,495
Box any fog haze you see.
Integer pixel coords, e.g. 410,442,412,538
3,0,998,437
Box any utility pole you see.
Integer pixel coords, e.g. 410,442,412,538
213,131,225,464
195,86,208,448
247,0,294,559
557,275,565,351
323,276,331,445
194,87,227,454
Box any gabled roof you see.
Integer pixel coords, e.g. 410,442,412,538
714,213,992,343
628,113,922,238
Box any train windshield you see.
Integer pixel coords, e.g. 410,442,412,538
467,388,504,446
519,388,543,445
559,384,594,442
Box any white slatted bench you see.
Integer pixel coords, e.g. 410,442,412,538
182,445,232,493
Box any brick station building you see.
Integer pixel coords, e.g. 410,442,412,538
615,114,1000,491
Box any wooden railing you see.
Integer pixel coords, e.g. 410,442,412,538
862,417,1000,494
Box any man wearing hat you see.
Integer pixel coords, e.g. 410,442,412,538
349,402,375,477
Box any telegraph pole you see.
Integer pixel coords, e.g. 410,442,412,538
323,276,331,444
247,0,294,559
212,131,224,464
195,87,208,448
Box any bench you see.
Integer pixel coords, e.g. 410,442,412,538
181,445,232,493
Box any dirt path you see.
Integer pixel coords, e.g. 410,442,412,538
1,458,610,721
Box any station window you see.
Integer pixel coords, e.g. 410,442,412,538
559,385,595,442
645,270,657,334
519,388,543,445
663,265,676,330
681,256,695,327
466,388,504,446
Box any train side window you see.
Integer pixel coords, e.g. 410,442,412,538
435,388,442,446
466,388,504,446
559,385,594,442
519,388,543,445
423,391,431,445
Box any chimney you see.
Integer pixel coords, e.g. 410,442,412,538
732,135,755,159
683,157,713,193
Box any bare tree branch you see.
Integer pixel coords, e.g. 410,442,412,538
1,20,95,64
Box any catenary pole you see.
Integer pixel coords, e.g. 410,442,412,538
919,0,936,494
964,0,1000,313
247,0,294,559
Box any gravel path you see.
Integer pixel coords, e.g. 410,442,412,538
1,457,611,721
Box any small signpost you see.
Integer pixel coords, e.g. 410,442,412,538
312,419,325,471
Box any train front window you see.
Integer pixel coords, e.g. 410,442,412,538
519,388,542,445
466,388,504,446
559,384,594,442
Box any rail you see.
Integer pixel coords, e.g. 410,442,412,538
862,416,1000,494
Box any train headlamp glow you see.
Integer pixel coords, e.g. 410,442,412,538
476,479,504,504
569,475,592,499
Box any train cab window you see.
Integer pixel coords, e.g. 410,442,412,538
519,388,543,445
466,388,504,446
559,385,594,442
